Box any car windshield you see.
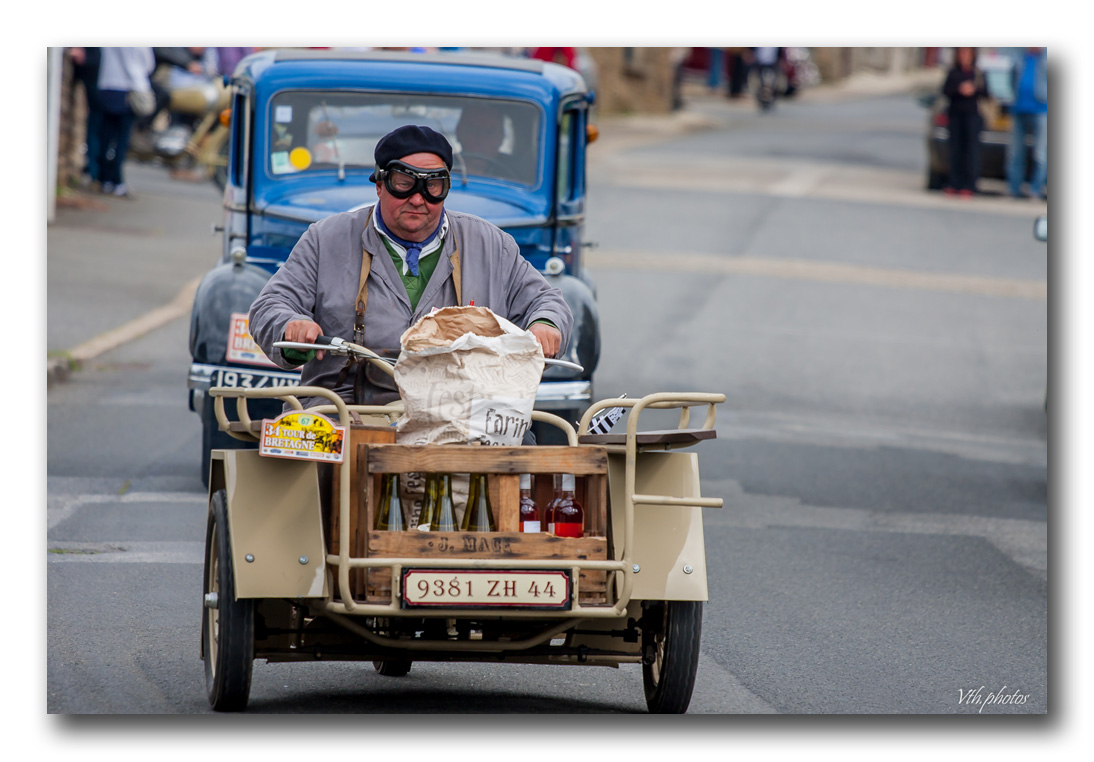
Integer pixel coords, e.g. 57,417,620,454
267,91,541,186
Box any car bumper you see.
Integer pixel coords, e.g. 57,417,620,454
188,363,591,415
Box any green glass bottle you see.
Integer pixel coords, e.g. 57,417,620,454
416,473,438,532
374,473,406,531
429,473,458,532
461,473,496,532
466,473,480,519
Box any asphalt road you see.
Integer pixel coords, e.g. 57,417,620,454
45,87,1048,724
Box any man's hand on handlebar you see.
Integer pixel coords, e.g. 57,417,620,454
529,322,561,358
283,319,326,361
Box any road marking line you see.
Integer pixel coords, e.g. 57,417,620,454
708,484,1047,579
769,165,832,197
67,277,201,365
586,250,1047,300
48,491,206,530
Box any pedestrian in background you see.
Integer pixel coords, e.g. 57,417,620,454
69,47,102,188
213,47,253,78
941,47,987,198
96,46,155,198
1007,47,1048,200
726,47,748,99
706,47,724,92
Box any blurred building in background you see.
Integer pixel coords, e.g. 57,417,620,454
584,48,679,115
48,47,936,220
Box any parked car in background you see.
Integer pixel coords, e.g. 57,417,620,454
921,50,1036,191
187,49,601,484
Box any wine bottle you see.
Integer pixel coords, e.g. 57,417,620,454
461,473,496,531
466,472,480,520
375,473,406,531
549,474,584,538
545,473,566,534
518,474,542,533
416,473,438,532
429,473,458,532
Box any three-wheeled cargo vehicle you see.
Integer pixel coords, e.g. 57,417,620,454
187,50,601,485
202,339,724,713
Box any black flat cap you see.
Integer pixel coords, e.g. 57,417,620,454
368,125,453,181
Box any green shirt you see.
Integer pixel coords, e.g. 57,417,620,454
381,236,443,311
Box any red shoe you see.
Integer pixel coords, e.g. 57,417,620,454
959,189,973,198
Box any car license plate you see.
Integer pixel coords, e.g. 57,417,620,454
401,569,571,610
212,368,299,390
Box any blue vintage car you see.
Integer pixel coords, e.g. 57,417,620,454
187,49,600,484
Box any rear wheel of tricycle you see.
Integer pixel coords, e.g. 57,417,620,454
373,659,413,677
642,600,703,714
202,489,254,711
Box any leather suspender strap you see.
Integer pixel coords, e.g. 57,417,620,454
352,208,374,346
355,209,462,339
449,240,461,307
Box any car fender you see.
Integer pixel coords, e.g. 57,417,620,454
544,272,600,380
189,261,272,365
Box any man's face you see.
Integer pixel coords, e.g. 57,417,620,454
376,152,446,242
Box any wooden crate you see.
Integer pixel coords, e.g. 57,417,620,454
344,444,611,606
327,424,396,599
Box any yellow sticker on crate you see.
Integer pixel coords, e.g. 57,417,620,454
260,411,346,463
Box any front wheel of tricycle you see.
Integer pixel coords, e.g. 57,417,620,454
642,600,703,714
202,489,254,711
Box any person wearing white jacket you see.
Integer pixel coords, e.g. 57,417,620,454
95,47,154,197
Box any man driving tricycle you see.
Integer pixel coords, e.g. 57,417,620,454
203,125,725,715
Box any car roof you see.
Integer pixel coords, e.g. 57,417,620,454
234,48,588,98
273,48,547,73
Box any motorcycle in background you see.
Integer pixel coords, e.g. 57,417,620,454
749,47,782,111
754,63,779,111
129,52,233,189
781,47,821,97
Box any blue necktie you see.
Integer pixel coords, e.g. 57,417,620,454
405,243,422,276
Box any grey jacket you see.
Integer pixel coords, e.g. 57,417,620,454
249,205,573,407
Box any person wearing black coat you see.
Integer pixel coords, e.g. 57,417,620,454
942,47,988,196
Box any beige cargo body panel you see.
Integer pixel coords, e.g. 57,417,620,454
609,451,709,602
214,450,328,599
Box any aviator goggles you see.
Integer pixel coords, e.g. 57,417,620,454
377,160,451,203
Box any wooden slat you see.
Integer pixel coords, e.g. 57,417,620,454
367,445,607,476
367,531,608,561
494,475,520,532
